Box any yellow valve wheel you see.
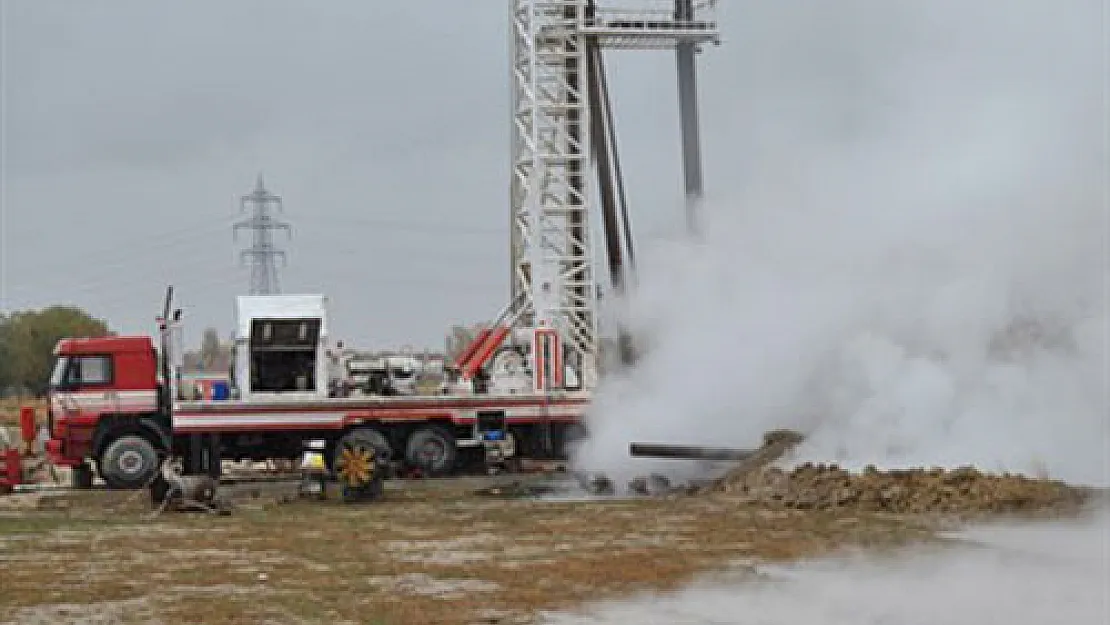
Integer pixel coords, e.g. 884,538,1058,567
335,444,375,488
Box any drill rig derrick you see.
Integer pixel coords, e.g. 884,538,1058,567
498,0,719,389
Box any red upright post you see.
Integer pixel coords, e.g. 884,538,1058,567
19,406,36,447
1,448,21,488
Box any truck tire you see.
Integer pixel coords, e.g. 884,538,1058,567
98,434,160,490
333,428,392,469
405,426,457,477
564,423,589,445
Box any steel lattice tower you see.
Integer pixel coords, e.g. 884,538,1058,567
234,174,291,295
509,0,718,387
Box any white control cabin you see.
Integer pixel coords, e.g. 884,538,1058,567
231,294,330,402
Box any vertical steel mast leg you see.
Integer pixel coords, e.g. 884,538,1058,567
675,0,705,238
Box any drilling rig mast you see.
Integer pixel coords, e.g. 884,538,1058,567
507,0,719,389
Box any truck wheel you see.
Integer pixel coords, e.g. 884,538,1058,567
333,428,392,471
333,428,391,494
565,423,589,444
98,435,160,490
405,426,457,477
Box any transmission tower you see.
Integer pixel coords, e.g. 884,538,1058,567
233,174,291,295
508,0,719,387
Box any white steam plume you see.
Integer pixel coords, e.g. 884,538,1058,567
543,506,1110,625
573,0,1109,487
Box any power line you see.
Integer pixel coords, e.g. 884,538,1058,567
318,214,503,235
233,173,291,295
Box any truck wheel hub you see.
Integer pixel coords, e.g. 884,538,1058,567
118,450,144,475
336,445,375,487
417,441,445,463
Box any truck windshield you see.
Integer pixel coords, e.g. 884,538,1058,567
49,356,70,388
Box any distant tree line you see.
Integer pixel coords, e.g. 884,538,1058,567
0,306,112,398
182,327,232,374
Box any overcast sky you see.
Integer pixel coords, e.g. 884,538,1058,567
2,1,1104,352
1,0,745,350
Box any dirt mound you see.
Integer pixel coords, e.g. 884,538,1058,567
704,463,1091,515
695,429,806,490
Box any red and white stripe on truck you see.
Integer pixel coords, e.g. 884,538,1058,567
170,395,588,433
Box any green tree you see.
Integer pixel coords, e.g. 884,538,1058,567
0,312,13,395
181,327,230,373
0,306,112,397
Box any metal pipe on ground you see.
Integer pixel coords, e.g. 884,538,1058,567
629,443,758,461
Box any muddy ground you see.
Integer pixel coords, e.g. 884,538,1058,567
0,468,1097,625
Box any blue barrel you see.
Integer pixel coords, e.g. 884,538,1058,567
211,380,230,401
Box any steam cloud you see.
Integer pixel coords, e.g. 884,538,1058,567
543,506,1110,625
573,0,1108,487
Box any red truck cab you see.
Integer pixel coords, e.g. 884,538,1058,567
46,336,169,488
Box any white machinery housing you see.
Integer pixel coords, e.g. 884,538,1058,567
232,294,329,402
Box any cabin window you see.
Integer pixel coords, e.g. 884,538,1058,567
61,355,113,387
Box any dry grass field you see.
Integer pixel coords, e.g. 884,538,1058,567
0,471,1093,625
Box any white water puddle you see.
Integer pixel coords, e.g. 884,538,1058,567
542,506,1110,625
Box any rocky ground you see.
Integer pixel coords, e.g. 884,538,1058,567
618,429,1089,518
699,462,1090,516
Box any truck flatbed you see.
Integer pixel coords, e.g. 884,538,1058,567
172,392,590,433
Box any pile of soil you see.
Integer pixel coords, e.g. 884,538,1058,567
703,462,1091,514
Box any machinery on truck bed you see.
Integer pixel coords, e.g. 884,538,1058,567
45,290,589,490
343,356,419,397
